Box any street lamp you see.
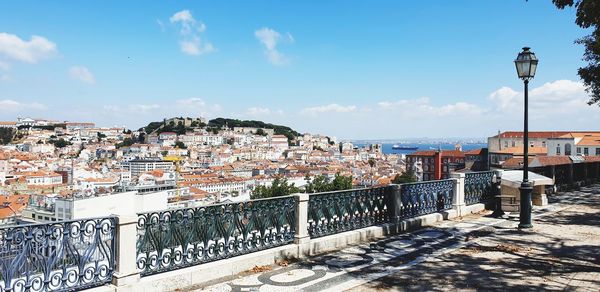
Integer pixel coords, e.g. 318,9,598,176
514,47,538,229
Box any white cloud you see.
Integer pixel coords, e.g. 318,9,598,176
255,27,292,66
0,61,9,71
169,10,215,56
157,19,165,32
246,107,271,116
69,66,96,84
488,80,592,116
0,99,46,112
129,104,160,113
488,86,520,112
301,103,357,115
0,33,57,63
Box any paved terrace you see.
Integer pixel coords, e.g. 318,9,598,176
189,184,600,291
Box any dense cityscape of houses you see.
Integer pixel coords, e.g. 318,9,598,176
1,116,598,226
0,117,405,225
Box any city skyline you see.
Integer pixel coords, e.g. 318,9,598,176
1,1,598,139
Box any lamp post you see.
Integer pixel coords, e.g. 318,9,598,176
514,47,538,229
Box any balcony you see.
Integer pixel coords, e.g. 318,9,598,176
0,162,599,291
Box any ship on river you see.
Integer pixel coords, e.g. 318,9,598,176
391,144,419,150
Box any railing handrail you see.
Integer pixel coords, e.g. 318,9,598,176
306,185,390,197
465,170,495,175
0,215,119,229
394,178,455,188
137,194,297,216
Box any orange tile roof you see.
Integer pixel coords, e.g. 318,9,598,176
464,148,484,155
576,137,600,146
536,156,572,166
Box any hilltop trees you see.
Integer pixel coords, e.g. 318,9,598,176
552,0,600,105
208,118,301,141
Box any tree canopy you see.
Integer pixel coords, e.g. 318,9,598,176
115,137,134,148
50,138,72,148
251,177,301,199
208,118,301,141
304,173,353,193
0,128,15,145
392,169,418,184
553,0,600,105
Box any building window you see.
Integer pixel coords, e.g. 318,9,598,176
542,141,546,147
584,148,589,156
504,141,508,148
565,144,572,155
556,144,561,155
596,148,600,156
577,147,581,155
512,141,516,147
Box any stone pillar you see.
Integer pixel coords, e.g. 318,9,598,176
294,193,310,245
112,215,141,290
449,173,465,217
293,193,311,258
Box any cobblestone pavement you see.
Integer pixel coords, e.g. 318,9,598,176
186,184,600,292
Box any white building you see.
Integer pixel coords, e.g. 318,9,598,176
123,159,174,177
547,132,600,157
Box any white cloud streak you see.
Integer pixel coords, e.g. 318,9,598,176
255,27,292,66
301,104,357,115
0,99,46,112
69,66,96,84
169,10,215,56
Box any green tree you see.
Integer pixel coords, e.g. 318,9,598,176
552,0,600,105
304,175,331,193
304,173,353,193
115,137,134,148
331,173,353,190
97,132,106,141
255,128,266,136
52,138,72,148
0,128,15,145
368,158,376,168
174,141,187,149
251,177,301,199
392,169,418,184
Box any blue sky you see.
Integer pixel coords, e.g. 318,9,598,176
0,1,597,139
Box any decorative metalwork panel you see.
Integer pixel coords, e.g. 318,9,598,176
464,171,495,205
0,217,117,292
136,196,296,276
399,180,454,218
307,186,390,238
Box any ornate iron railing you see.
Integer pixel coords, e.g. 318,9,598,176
136,196,296,276
464,171,495,205
307,186,390,238
398,179,454,218
0,217,117,292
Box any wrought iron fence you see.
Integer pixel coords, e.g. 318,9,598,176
0,217,117,292
464,171,495,205
398,179,454,218
136,196,296,276
307,186,390,238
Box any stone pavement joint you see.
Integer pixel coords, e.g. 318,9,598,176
183,184,600,291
